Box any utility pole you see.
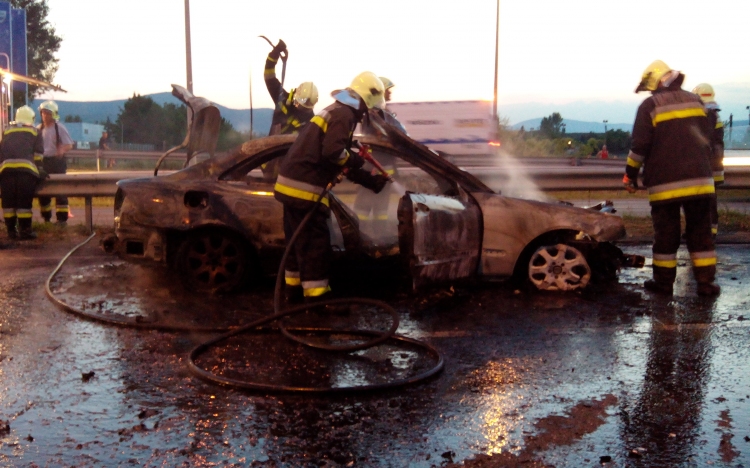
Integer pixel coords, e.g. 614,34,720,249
603,119,608,145
184,0,193,93
492,0,500,125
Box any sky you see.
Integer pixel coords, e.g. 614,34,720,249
41,0,750,125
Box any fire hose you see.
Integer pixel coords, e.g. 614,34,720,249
45,154,444,393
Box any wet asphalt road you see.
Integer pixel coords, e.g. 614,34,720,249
0,237,748,467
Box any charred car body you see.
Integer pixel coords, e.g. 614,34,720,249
110,86,641,293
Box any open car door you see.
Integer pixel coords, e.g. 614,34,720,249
397,192,482,289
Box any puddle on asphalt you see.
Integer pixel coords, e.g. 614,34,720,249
4,241,748,466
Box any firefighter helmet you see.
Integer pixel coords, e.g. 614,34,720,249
379,77,395,90
635,60,672,93
293,81,318,108
692,83,715,103
39,100,60,120
349,71,385,109
15,105,35,126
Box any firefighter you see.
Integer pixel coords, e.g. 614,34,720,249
37,101,74,224
274,71,389,304
264,39,318,136
0,106,45,240
377,77,407,134
353,76,402,236
692,83,724,237
624,60,719,296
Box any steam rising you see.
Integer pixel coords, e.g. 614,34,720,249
492,146,551,202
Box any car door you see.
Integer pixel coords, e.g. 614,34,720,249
397,191,482,289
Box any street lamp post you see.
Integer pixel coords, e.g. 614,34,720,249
603,119,608,145
184,0,193,93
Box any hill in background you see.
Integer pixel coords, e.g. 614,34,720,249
30,92,273,135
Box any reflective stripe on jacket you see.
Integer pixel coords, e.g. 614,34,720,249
0,126,44,177
625,83,714,205
274,102,363,209
705,104,724,183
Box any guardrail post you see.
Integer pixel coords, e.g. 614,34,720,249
85,196,93,234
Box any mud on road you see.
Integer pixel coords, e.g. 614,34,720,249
0,235,748,467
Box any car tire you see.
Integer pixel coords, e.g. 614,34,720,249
527,243,591,292
176,230,249,293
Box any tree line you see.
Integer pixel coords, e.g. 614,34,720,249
498,112,632,158
101,94,249,152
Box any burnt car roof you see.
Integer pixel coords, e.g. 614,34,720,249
145,113,495,195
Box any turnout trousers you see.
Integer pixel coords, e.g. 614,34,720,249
1,170,37,235
39,157,68,222
282,203,333,298
651,197,716,285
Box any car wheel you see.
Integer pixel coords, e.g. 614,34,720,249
528,243,591,292
177,230,248,293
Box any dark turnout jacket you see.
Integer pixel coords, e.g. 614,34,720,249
625,77,715,205
0,125,44,177
264,54,314,135
705,103,724,184
274,101,367,210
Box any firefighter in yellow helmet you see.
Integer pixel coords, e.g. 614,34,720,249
274,72,389,304
37,100,74,224
353,76,404,236
0,106,45,239
692,83,724,237
264,39,318,135
624,60,719,296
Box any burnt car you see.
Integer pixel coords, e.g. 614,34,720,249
111,87,638,293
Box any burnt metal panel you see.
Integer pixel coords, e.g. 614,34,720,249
471,192,626,277
398,193,481,289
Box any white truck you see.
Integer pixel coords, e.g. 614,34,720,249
385,100,495,156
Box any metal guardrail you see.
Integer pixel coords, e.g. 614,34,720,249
1,167,748,234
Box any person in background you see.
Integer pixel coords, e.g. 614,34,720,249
99,130,113,168
353,76,403,235
0,106,45,240
598,144,609,159
624,60,719,296
692,83,724,237
37,100,74,225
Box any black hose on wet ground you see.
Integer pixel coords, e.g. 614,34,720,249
45,181,444,393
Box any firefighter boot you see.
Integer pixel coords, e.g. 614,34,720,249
17,218,37,240
644,279,673,295
4,217,18,239
697,282,721,297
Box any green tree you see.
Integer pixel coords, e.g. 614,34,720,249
539,112,564,139
112,94,187,148
11,0,63,106
63,114,81,123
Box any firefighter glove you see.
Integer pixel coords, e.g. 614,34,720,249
37,167,49,179
270,39,287,59
346,168,388,194
345,149,365,170
623,174,637,193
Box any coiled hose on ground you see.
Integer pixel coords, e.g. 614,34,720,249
46,180,444,393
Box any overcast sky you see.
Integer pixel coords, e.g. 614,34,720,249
42,0,750,123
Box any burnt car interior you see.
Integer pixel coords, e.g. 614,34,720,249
219,143,466,259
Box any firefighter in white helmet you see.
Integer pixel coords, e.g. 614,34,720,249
0,106,45,239
692,82,724,237
624,60,719,296
273,72,389,305
264,39,318,135
37,100,74,224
